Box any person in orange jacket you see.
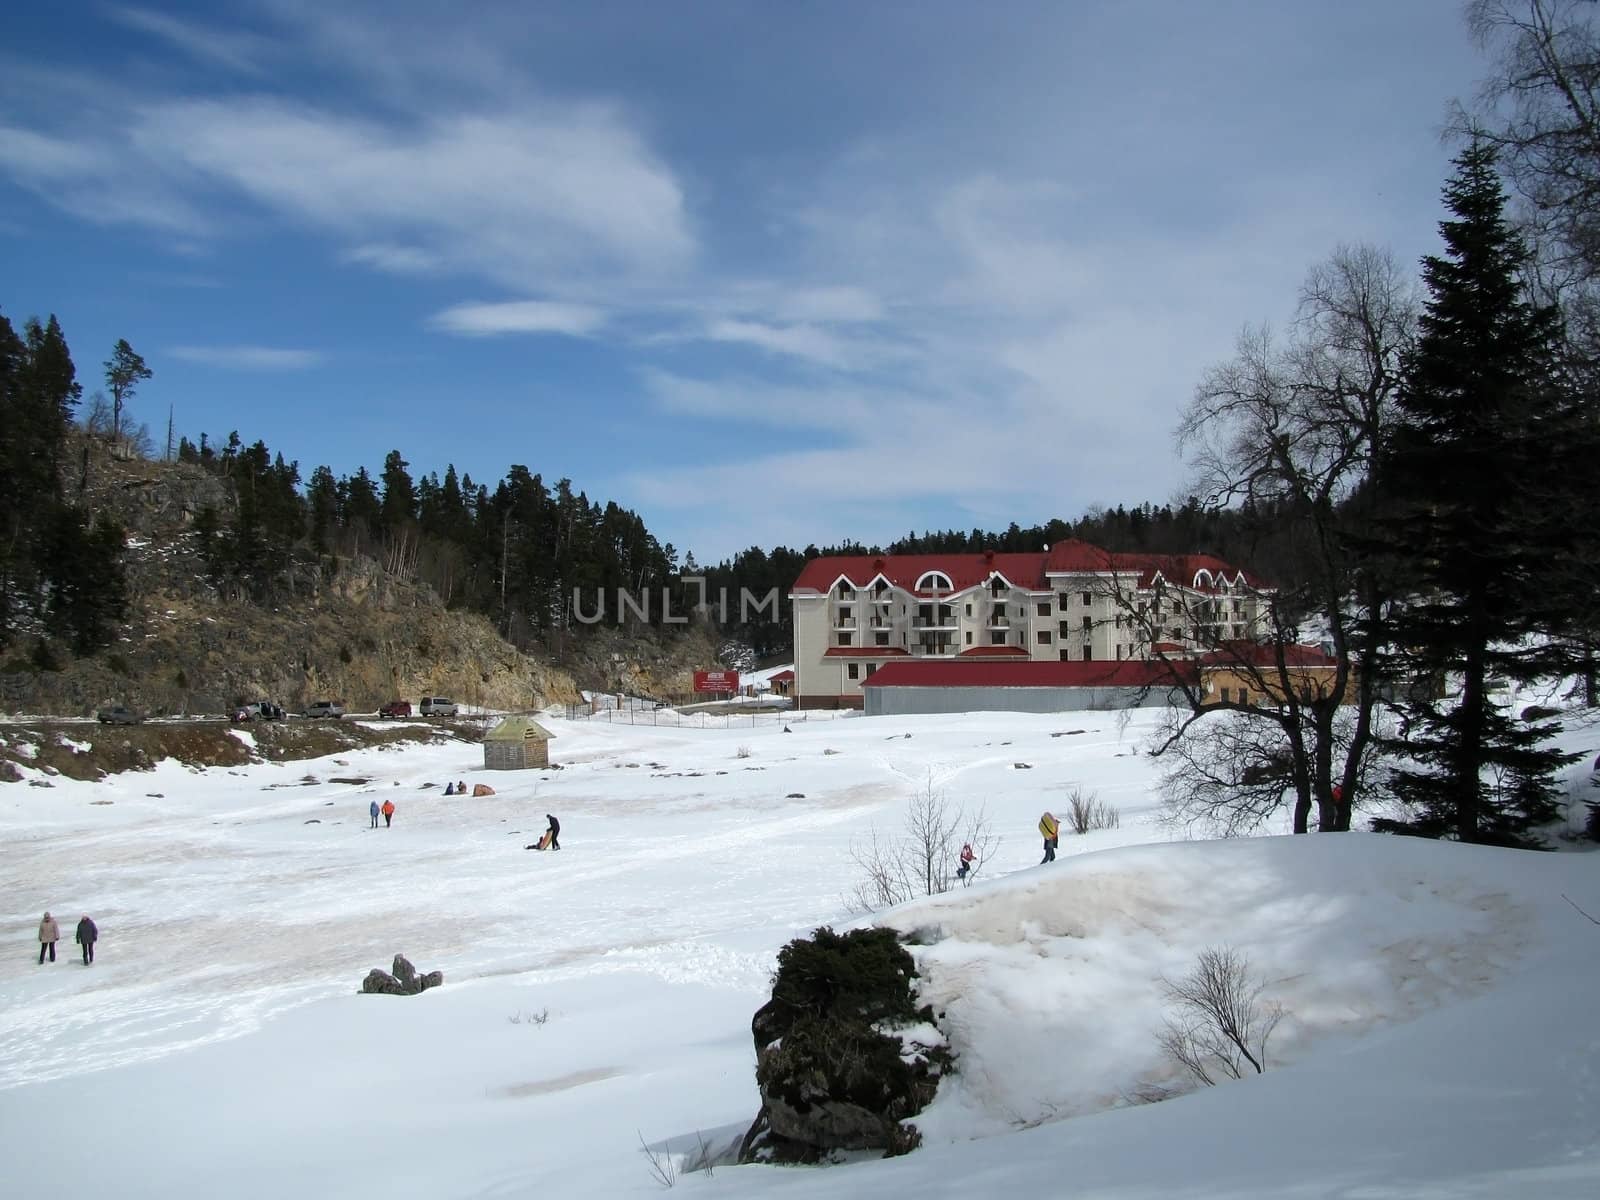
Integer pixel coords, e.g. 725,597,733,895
381,798,396,828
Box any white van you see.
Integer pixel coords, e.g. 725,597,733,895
420,697,458,717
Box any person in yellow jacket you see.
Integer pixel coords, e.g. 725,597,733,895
1038,812,1060,864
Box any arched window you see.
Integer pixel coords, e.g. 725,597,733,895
1192,568,1214,590
916,571,953,593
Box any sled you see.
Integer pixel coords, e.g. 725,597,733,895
1038,812,1059,840
533,829,553,850
472,783,496,797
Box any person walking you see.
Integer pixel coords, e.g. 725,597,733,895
381,798,395,828
1038,811,1060,864
544,814,561,850
956,842,975,882
37,912,60,964
369,799,380,829
75,915,98,965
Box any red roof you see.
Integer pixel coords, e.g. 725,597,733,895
956,645,1031,657
769,669,795,682
861,659,1197,689
792,551,1051,596
791,541,1267,597
1198,642,1339,668
822,646,912,658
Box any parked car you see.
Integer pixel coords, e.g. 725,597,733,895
232,701,286,723
96,705,141,725
302,700,346,720
420,696,458,717
378,699,412,719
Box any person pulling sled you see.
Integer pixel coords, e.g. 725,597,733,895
955,842,975,883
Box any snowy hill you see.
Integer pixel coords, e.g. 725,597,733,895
1,708,1597,1198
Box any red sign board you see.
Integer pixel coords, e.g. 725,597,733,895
694,669,739,694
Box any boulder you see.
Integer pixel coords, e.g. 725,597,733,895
360,954,444,995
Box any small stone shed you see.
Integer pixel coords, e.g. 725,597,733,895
482,716,555,770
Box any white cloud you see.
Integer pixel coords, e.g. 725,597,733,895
429,300,607,338
704,319,854,368
127,98,694,283
105,6,273,75
169,345,325,370
340,243,441,274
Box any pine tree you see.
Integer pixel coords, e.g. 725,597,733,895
1372,143,1584,846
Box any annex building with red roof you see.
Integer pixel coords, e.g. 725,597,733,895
788,539,1274,711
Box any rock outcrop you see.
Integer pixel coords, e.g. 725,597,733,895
361,954,444,996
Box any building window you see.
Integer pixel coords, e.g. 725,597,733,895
965,631,973,645
874,631,889,646
1238,688,1249,705
837,605,852,620
1060,649,1070,661
865,663,877,677
1038,630,1052,645
990,631,1007,645
837,632,853,646
1036,602,1050,618
1081,615,1092,628
1081,591,1092,605
848,663,860,680
1059,621,1069,637
965,603,972,617
1116,644,1124,659
837,581,851,599
1058,592,1070,611
1082,644,1093,660
1220,687,1231,703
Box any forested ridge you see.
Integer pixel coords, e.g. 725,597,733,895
3,301,1293,669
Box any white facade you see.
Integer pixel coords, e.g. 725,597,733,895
790,550,1269,708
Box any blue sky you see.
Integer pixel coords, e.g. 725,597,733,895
2,2,1489,562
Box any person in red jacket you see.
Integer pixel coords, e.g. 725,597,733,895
956,842,975,882
381,798,395,828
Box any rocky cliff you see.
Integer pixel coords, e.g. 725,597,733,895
1,438,725,717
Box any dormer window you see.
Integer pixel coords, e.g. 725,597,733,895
915,570,954,593
836,580,852,599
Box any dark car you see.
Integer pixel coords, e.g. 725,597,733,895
378,699,412,719
97,705,141,725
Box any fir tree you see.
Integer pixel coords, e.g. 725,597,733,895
1372,143,1585,846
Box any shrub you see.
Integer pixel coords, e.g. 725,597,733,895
338,644,353,664
742,926,948,1163
1066,785,1120,834
31,641,62,672
107,653,130,676
174,667,188,689
1158,946,1284,1087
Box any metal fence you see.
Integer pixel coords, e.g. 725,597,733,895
558,701,847,729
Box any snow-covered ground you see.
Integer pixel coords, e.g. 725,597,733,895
1,707,1598,1198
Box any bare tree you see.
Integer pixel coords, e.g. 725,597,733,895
849,775,998,911
1109,245,1415,833
1158,946,1285,1087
